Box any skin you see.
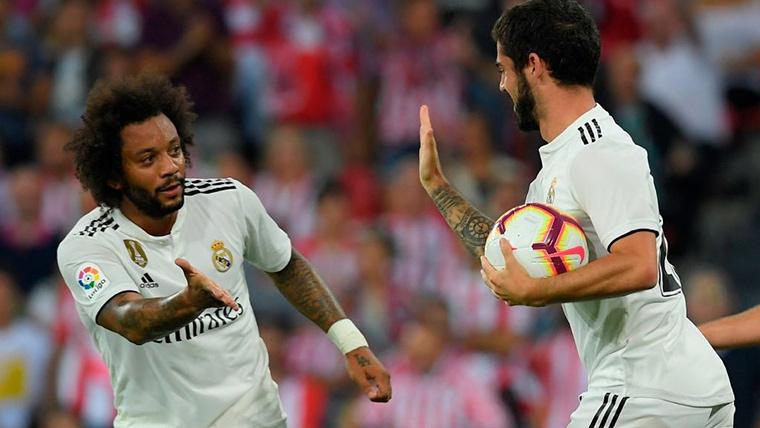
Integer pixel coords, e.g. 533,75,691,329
699,307,760,349
418,42,658,307
97,114,391,402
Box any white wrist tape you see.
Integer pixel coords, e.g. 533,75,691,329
327,319,368,354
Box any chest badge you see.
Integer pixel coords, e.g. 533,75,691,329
546,177,558,205
124,239,148,268
211,240,233,272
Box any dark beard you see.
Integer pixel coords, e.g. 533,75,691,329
514,73,539,132
123,178,185,218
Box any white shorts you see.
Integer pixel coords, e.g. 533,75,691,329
209,376,287,428
567,392,734,428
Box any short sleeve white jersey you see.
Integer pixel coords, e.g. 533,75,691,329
525,105,733,406
57,178,292,427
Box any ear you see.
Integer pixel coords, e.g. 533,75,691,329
526,53,545,78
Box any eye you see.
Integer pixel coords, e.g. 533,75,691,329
141,154,155,165
169,144,182,157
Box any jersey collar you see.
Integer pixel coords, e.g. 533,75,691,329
538,104,609,165
112,201,187,243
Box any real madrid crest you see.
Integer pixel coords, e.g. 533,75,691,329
123,239,148,267
546,177,558,205
211,240,233,272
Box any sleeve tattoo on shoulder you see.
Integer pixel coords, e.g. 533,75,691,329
268,251,345,331
430,186,494,258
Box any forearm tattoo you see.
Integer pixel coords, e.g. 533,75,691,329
430,184,494,258
269,250,346,331
106,292,204,344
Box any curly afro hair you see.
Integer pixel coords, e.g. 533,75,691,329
66,74,196,208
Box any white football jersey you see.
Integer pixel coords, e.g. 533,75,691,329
57,178,292,427
525,105,733,406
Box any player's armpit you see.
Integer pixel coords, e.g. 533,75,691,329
96,290,205,345
266,250,346,332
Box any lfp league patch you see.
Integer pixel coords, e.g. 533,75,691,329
76,263,110,300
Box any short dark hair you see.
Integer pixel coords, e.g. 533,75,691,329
491,0,600,87
66,74,196,207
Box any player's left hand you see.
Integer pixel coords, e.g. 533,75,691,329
480,238,547,306
345,346,392,403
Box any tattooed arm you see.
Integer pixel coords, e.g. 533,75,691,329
429,185,494,258
266,249,345,331
268,249,393,402
419,105,494,258
97,258,239,345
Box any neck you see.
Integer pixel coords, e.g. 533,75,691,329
120,200,177,236
537,86,596,142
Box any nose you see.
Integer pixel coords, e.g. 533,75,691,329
159,153,180,177
499,76,507,93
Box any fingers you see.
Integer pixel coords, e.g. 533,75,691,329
363,368,392,402
419,105,435,144
370,372,392,402
480,257,510,302
177,258,240,311
175,258,196,277
208,284,240,311
480,267,506,300
499,238,516,262
420,105,432,130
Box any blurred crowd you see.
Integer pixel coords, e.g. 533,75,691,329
1,0,760,427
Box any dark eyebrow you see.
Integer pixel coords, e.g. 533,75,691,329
134,137,180,157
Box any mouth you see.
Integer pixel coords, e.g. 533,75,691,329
157,180,183,197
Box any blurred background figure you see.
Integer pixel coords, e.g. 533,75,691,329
0,165,59,296
0,268,50,428
380,157,463,294
45,275,115,428
259,317,329,428
346,295,514,428
684,266,760,428
295,179,360,301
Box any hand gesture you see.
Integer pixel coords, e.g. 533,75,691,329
345,347,392,402
480,239,547,306
419,105,447,191
175,258,240,311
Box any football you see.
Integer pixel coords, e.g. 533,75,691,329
485,203,589,278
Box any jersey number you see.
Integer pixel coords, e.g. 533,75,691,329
658,237,682,296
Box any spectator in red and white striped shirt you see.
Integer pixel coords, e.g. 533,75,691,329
294,180,360,301
380,158,463,294
529,310,587,428
371,0,467,159
348,296,513,428
253,126,318,241
259,319,329,428
47,277,115,428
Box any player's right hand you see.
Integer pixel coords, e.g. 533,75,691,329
175,258,240,311
418,105,447,191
